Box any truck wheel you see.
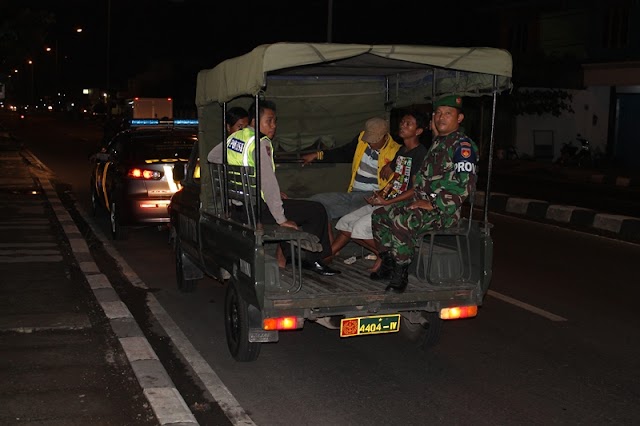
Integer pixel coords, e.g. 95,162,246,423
400,312,443,349
175,237,197,293
224,281,261,362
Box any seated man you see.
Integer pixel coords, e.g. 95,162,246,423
371,95,478,293
301,117,401,220
329,109,429,274
208,100,339,276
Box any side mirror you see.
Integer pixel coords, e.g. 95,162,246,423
173,164,185,182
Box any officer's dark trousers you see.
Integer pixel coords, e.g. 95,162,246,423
260,199,332,261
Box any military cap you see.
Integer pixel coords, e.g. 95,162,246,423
434,95,463,110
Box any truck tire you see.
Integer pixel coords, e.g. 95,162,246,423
175,237,197,293
224,281,261,362
400,312,443,349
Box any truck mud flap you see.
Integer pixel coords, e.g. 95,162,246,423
249,329,278,342
182,252,204,280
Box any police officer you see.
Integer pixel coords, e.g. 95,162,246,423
208,100,339,276
371,95,478,293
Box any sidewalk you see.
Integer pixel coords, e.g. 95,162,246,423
0,136,195,424
491,158,640,188
482,159,640,243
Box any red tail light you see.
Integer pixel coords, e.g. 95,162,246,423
127,168,162,180
440,306,478,320
263,317,301,330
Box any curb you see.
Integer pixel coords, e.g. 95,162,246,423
36,171,198,425
589,173,640,187
476,191,640,243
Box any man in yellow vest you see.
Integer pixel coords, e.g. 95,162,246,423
301,117,401,220
208,100,339,276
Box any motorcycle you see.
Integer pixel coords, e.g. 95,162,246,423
557,133,591,167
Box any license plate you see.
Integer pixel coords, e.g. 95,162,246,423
340,314,401,337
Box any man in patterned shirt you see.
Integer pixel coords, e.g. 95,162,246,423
371,95,478,293
301,117,401,220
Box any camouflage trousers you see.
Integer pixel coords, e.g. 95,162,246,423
371,201,443,265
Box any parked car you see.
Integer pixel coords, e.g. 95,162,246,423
89,119,198,239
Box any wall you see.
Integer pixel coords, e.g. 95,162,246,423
515,86,610,161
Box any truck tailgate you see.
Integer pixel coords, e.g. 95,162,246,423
266,255,478,312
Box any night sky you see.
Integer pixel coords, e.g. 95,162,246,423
7,0,503,106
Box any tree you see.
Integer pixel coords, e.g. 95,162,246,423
510,87,575,117
0,4,55,72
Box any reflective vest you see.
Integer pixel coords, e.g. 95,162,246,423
226,127,275,172
225,127,275,202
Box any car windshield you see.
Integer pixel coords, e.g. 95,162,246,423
128,132,195,162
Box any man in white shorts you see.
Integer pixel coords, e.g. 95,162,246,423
328,109,430,274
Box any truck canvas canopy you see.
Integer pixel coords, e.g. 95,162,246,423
195,42,512,209
196,43,512,105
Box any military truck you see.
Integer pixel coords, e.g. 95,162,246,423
170,43,512,361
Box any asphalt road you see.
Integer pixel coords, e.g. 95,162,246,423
7,113,640,425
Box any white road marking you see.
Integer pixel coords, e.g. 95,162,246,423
0,256,62,263
487,290,568,322
0,243,56,248
0,225,49,230
79,205,256,426
0,249,59,255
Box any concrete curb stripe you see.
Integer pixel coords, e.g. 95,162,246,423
120,336,160,361
86,273,112,289
100,301,134,319
592,213,634,234
79,204,256,425
37,174,198,426
475,191,638,242
63,224,81,234
79,261,100,274
545,205,593,223
69,237,90,253
505,197,547,215
144,388,198,425
147,295,257,426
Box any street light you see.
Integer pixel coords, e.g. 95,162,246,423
44,27,84,104
27,60,34,105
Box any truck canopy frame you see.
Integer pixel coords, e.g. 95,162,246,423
195,42,512,226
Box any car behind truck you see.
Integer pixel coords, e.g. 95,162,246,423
170,42,512,361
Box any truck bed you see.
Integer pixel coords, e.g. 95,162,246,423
264,251,479,315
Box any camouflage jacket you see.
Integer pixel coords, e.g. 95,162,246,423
414,130,478,224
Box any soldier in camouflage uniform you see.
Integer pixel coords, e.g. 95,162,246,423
371,95,478,293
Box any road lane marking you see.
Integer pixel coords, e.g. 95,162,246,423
27,154,197,425
79,204,256,426
0,249,59,255
488,290,568,322
0,243,57,248
0,256,62,263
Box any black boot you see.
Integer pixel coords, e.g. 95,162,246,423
385,263,409,293
370,251,394,280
